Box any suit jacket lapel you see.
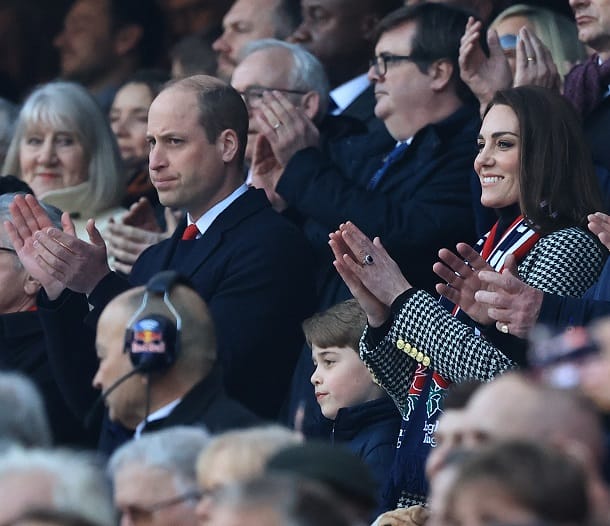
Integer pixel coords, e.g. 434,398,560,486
168,188,270,279
342,84,376,123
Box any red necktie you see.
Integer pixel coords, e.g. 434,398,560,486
181,224,200,240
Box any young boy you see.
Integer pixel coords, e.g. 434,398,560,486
303,299,401,497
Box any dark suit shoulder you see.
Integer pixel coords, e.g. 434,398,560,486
342,85,385,133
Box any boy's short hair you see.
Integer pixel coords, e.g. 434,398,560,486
302,299,366,352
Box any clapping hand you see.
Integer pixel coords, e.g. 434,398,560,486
434,243,498,325
7,194,110,297
475,254,543,338
459,16,512,113
329,222,410,327
588,212,610,250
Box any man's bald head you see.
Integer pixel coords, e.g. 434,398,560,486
94,278,216,428
158,74,249,167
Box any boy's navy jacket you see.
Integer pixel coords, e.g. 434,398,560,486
331,395,401,503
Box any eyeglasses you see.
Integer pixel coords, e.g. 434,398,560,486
0,247,16,255
120,489,202,522
369,53,420,77
238,86,308,108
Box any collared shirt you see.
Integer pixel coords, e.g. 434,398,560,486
330,74,370,115
367,137,414,191
597,55,610,98
187,184,249,238
396,137,414,149
134,398,182,438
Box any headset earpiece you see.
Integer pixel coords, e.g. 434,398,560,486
123,271,190,374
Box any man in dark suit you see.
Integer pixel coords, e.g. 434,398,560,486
7,75,315,421
256,3,480,298
93,273,260,438
53,0,166,112
252,4,481,435
289,0,402,130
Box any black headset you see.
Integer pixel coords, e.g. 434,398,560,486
123,271,191,374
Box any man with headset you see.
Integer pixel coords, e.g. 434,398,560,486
94,271,259,436
7,75,315,426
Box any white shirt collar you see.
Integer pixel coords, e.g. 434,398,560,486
329,74,370,115
596,55,610,98
134,398,182,438
187,184,249,237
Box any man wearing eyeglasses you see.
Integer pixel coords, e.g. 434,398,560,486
254,3,482,299
231,38,331,172
248,4,483,440
7,77,316,433
109,427,209,526
289,0,403,132
231,39,393,438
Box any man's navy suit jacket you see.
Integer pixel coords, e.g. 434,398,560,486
40,188,316,421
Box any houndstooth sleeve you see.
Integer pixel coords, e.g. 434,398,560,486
360,227,606,397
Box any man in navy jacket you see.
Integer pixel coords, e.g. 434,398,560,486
250,4,482,434
7,76,315,422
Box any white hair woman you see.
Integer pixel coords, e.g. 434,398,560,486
2,81,125,238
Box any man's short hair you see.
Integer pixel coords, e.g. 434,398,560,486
0,193,62,252
107,0,166,68
0,193,62,228
240,38,331,118
0,193,62,271
448,440,590,524
375,3,479,105
108,426,209,492
168,76,249,168
170,34,218,77
302,299,367,353
0,373,51,449
0,448,114,526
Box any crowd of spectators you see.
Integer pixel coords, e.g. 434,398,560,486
1,0,610,525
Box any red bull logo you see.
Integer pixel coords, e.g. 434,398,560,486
130,319,166,354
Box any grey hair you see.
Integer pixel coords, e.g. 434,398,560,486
0,447,115,526
108,426,210,492
0,98,19,164
2,82,125,214
0,193,62,269
0,372,51,449
240,39,330,119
